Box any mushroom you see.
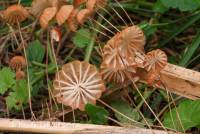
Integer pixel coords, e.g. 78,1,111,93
10,56,26,71
56,5,74,26
3,4,29,25
143,49,168,85
77,9,91,25
39,7,57,29
53,61,105,111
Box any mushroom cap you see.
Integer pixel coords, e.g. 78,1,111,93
100,36,138,84
56,5,74,26
144,49,167,72
39,7,57,29
77,9,91,25
73,0,87,7
51,27,61,42
30,0,51,17
86,0,107,12
3,4,29,25
10,56,26,71
53,60,105,111
117,25,146,57
67,9,79,32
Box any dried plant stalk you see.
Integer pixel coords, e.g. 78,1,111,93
0,118,175,134
138,63,200,100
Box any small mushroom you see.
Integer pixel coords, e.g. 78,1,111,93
3,4,29,25
144,49,167,72
144,49,168,85
10,56,26,71
39,7,57,29
56,5,74,26
53,60,105,111
86,0,107,13
67,9,79,32
77,9,91,25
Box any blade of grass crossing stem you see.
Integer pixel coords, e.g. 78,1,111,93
158,12,200,48
179,31,200,67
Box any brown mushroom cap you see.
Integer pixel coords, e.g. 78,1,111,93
3,4,29,25
86,0,107,12
118,25,146,57
144,49,168,72
56,5,74,26
10,56,26,71
77,9,91,25
53,60,105,111
39,7,57,29
67,9,79,32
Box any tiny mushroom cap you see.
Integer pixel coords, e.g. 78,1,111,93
67,9,79,32
73,0,87,7
77,9,91,25
51,27,62,42
39,7,57,29
3,4,29,25
86,0,107,13
53,60,105,111
30,0,51,17
56,5,74,26
144,49,168,85
10,56,26,71
144,49,168,73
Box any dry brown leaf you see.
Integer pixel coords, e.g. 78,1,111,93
56,5,74,26
77,9,91,25
53,60,105,111
39,7,57,29
3,4,29,25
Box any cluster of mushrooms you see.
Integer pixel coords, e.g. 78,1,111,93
53,25,168,111
0,0,168,111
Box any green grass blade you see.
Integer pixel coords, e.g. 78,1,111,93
179,31,200,67
158,12,200,48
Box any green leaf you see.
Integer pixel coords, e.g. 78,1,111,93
72,28,91,48
153,0,169,14
160,0,200,11
26,40,45,63
0,68,15,94
163,100,200,132
85,104,109,125
111,100,140,124
6,80,28,110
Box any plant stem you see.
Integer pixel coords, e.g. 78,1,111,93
84,32,97,62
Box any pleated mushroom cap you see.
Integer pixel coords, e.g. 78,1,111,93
144,49,167,72
100,36,138,84
77,9,91,25
3,4,29,25
56,5,74,26
86,0,107,12
67,9,79,31
118,25,146,57
39,7,57,29
53,61,105,111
